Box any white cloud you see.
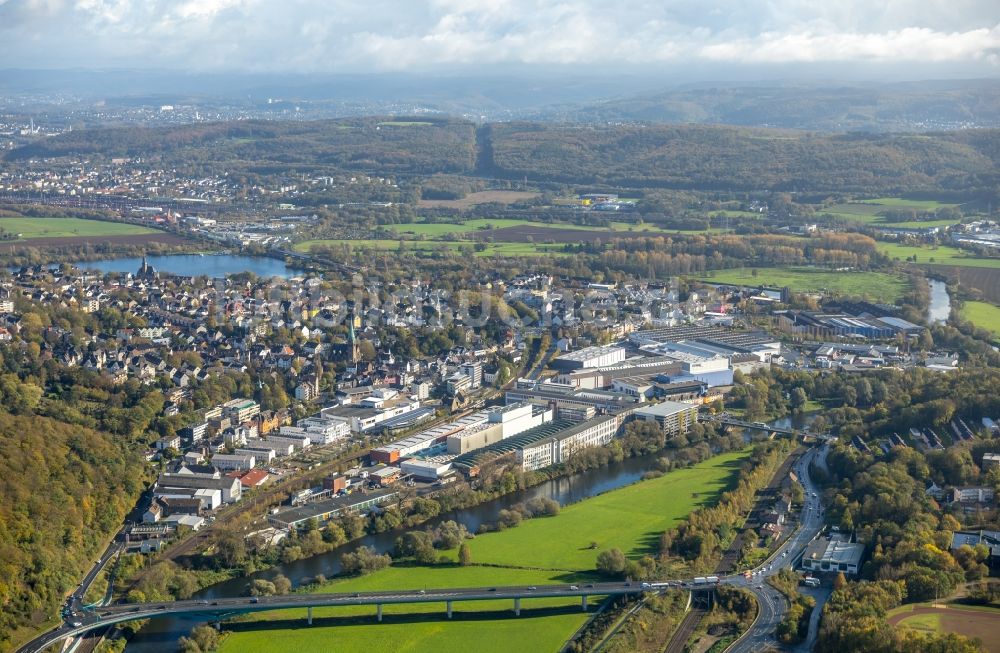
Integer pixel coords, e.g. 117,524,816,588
0,0,998,71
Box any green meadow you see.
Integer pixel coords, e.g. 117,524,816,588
697,267,908,303
293,238,571,257
877,242,1000,268
960,301,1000,340
0,217,157,240
216,450,751,653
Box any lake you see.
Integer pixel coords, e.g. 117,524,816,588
70,254,297,279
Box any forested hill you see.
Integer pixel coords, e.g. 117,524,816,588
5,117,477,175
488,123,1000,193
0,376,151,650
7,117,1000,194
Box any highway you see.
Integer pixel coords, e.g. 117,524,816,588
725,442,830,653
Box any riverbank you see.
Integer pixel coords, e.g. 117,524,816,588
212,449,752,653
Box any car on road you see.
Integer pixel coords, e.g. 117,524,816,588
527,586,537,591
71,621,82,628
569,585,579,590
488,588,496,592
418,590,426,594
249,598,259,604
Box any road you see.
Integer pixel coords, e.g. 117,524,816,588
726,443,830,653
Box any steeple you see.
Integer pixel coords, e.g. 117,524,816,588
348,305,359,364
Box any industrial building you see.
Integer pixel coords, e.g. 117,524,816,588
209,453,256,471
634,401,700,436
552,345,626,371
450,414,622,476
320,389,421,433
630,325,781,363
266,488,399,530
505,383,640,415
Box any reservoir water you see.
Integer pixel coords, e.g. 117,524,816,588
123,452,676,651
70,254,296,279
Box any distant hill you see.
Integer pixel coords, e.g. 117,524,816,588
5,117,477,175
487,122,1000,193
565,80,1000,132
8,116,1000,194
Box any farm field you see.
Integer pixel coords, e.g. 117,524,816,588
821,197,965,225
960,301,1000,340
463,449,750,571
215,450,750,653
416,190,540,209
887,603,1000,653
697,267,908,303
385,218,716,237
293,239,570,257
877,242,1000,268
0,216,157,240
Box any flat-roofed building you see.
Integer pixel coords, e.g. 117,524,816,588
223,398,260,423
552,345,626,371
209,453,256,472
267,488,399,530
634,401,699,436
800,534,865,576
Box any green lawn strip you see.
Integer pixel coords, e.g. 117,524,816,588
877,242,1000,268
216,564,594,653
462,450,751,571
960,301,1000,339
385,219,719,237
696,267,908,303
293,239,571,257
0,217,157,239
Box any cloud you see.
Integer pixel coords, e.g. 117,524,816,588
0,0,998,72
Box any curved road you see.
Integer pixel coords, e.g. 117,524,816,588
726,443,830,653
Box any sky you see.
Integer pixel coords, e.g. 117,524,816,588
1,0,999,76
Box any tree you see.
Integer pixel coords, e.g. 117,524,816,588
834,572,847,590
790,387,808,411
458,543,473,566
273,574,292,595
214,529,247,569
596,548,627,576
249,579,276,596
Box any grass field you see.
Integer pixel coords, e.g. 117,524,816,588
0,217,157,240
215,450,751,653
887,603,1000,652
384,218,722,238
877,242,1000,268
463,450,750,570
293,238,570,257
960,301,1000,340
378,121,433,127
697,267,908,302
822,198,964,226
218,566,590,653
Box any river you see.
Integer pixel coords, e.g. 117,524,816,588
927,278,952,324
70,254,296,279
124,452,671,651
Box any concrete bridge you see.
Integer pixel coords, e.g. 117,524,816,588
701,414,835,442
21,581,696,653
